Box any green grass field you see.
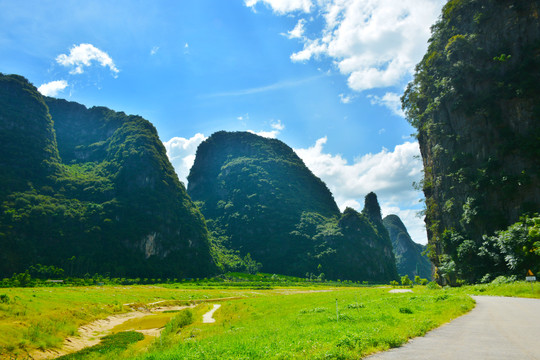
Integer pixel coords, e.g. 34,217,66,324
133,287,473,360
0,285,261,357
10,281,539,359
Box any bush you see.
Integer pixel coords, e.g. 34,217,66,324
491,275,517,285
401,275,413,287
426,281,441,290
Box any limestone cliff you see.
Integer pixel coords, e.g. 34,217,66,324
188,131,398,281
0,74,216,278
402,0,540,282
383,215,432,280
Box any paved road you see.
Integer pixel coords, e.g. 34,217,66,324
366,296,540,360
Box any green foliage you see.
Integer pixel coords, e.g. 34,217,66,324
402,0,540,283
383,214,433,280
479,214,540,277
242,253,262,275
0,74,216,279
153,308,194,350
188,131,398,282
400,275,412,287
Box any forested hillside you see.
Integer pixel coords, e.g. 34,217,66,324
188,131,398,281
402,0,540,283
383,215,432,280
0,73,216,278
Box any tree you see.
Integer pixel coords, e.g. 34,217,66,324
243,253,262,275
401,274,412,286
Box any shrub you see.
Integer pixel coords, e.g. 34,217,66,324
491,275,517,285
401,275,412,287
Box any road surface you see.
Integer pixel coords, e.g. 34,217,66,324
366,296,540,360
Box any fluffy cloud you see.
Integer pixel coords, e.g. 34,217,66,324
249,0,444,92
56,43,119,76
248,119,285,138
163,133,207,185
368,92,405,117
295,138,426,243
245,0,313,14
270,119,285,131
37,80,68,97
339,93,354,104
284,19,307,39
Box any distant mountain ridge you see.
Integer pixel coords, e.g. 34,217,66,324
188,131,399,281
0,73,216,278
383,215,432,280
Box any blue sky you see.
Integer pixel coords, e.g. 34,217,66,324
0,0,447,244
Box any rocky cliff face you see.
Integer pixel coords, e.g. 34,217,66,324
383,215,432,280
0,74,215,278
0,75,62,196
402,0,540,282
188,131,398,281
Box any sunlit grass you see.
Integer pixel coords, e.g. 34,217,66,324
135,287,474,360
0,284,482,359
450,281,540,298
0,285,261,357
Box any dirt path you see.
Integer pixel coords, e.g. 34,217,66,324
365,296,540,360
29,304,195,360
202,304,221,323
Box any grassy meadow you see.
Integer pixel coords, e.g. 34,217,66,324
0,283,476,359
0,285,261,358
133,287,473,360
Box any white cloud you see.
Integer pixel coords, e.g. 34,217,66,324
284,19,306,39
270,119,285,131
150,46,159,55
163,133,207,185
368,92,405,117
245,0,312,14
37,80,68,97
248,130,280,138
205,75,323,98
252,0,444,92
248,119,285,138
56,43,119,77
339,93,353,104
295,137,427,243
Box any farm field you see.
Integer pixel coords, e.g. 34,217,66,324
0,283,475,359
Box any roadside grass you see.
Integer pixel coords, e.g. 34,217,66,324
449,281,540,298
134,287,474,360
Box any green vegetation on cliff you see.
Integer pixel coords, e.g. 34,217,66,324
383,215,432,280
0,73,216,278
188,131,398,281
402,0,540,283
